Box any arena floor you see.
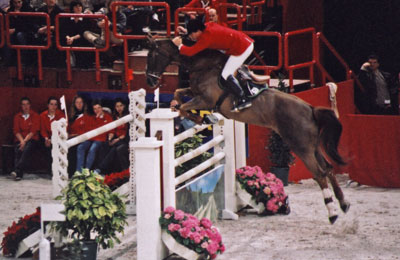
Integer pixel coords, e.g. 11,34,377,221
0,173,399,260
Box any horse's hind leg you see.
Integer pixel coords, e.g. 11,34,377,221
314,151,350,214
297,151,339,224
327,172,350,213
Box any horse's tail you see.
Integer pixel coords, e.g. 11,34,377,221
313,107,347,165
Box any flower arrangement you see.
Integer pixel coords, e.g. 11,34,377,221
103,169,130,191
159,206,225,259
236,166,290,215
1,207,41,257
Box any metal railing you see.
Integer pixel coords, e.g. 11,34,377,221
5,12,51,81
0,14,4,48
284,27,316,90
246,31,282,77
111,1,171,91
55,13,110,83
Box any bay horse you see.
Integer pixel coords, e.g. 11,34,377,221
145,38,350,224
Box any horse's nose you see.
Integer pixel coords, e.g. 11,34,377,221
146,76,158,88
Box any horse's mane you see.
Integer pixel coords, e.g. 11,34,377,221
156,38,227,73
182,49,227,73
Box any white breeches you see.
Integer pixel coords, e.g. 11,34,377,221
221,42,254,80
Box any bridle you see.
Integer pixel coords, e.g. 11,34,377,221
146,40,173,83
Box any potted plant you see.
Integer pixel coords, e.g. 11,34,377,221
159,206,225,260
267,131,295,186
53,169,128,260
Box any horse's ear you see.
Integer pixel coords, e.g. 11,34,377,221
146,32,157,49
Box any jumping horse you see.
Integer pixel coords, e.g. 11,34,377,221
145,37,350,224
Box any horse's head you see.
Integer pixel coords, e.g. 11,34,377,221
146,35,179,88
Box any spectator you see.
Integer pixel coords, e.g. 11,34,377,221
208,7,226,26
83,0,125,48
95,98,128,175
358,54,399,115
122,0,157,52
67,95,90,176
177,7,226,34
10,97,40,181
34,0,64,67
1,0,35,66
40,96,65,175
75,99,113,172
60,0,93,68
183,0,220,23
83,0,126,66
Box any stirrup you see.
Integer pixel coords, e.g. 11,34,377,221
231,100,252,113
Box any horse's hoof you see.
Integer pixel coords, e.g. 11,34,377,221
341,202,350,213
202,114,219,124
329,215,338,224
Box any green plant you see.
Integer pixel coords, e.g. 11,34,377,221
175,134,212,177
54,169,128,249
267,131,295,168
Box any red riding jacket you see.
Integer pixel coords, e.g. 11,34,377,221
180,22,253,57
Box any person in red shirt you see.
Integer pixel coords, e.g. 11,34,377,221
184,0,220,20
76,99,113,172
172,19,254,112
95,98,129,175
11,97,40,180
40,96,65,175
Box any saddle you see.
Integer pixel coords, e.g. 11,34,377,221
236,65,270,98
214,65,269,112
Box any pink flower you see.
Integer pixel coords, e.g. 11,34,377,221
266,198,279,213
207,242,220,255
201,242,209,248
164,206,175,214
164,213,171,219
168,223,180,232
247,180,255,186
263,187,271,195
182,218,198,229
174,210,185,220
179,227,191,238
200,218,212,229
220,243,225,253
189,232,202,244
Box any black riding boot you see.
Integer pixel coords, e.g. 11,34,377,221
224,75,252,112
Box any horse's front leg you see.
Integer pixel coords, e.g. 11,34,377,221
179,96,210,125
170,88,193,111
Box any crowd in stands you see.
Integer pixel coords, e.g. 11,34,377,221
0,0,225,68
10,95,130,181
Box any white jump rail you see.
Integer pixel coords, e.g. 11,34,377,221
51,89,146,214
145,108,243,220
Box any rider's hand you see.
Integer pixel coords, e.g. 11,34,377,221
172,37,182,47
170,100,180,111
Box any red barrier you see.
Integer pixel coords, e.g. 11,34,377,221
5,12,51,81
0,14,4,48
245,31,282,76
55,13,110,83
111,1,171,91
345,114,400,188
284,27,316,91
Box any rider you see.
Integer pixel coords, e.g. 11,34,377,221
172,19,254,112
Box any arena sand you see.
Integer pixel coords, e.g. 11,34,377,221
1,173,399,260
